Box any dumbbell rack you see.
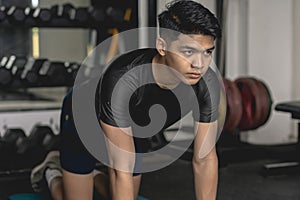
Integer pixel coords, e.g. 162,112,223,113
0,3,139,90
0,3,136,44
0,17,125,47
0,3,137,184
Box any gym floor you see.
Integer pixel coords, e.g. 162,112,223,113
0,158,300,200
140,159,300,200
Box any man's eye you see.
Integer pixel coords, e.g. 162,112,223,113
183,50,193,56
203,50,212,56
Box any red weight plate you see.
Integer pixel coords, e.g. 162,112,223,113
222,78,243,133
235,77,262,130
257,79,273,126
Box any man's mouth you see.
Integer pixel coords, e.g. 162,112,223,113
187,73,201,79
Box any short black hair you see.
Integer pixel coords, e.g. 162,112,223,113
158,0,221,39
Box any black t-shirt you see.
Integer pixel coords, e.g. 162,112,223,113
60,48,221,174
98,48,220,135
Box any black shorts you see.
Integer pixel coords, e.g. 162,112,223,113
59,89,141,176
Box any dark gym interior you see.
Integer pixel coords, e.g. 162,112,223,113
0,0,299,199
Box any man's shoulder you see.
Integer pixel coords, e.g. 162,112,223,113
108,48,157,70
100,48,156,89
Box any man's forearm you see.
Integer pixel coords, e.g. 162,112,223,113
193,157,218,200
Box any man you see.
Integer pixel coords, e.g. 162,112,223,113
31,1,222,199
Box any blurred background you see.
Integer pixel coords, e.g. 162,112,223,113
0,0,299,199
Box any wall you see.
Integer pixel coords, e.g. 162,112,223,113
38,0,90,62
294,0,300,100
225,0,248,78
226,0,295,144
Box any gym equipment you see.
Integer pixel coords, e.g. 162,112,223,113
89,7,105,23
3,128,26,150
222,78,242,133
60,3,75,20
65,62,80,86
6,6,27,23
38,61,68,86
0,55,27,88
235,77,263,130
32,7,52,22
235,77,272,130
15,125,56,169
0,125,60,176
0,55,84,88
6,6,16,21
50,3,75,20
0,55,16,86
74,7,90,23
0,128,26,170
22,7,36,24
0,55,28,87
0,6,6,22
20,58,48,87
253,78,272,128
106,7,127,23
42,133,60,152
262,101,300,176
0,56,10,85
10,56,27,88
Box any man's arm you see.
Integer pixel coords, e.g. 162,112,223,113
101,121,136,200
193,121,218,200
62,169,94,200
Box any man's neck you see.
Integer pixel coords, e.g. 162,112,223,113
151,54,181,90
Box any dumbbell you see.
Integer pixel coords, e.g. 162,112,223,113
42,132,61,152
0,128,26,170
74,7,90,23
106,7,129,23
89,6,105,23
0,55,29,87
32,7,52,22
3,128,26,150
38,61,68,86
65,62,80,86
20,7,36,24
10,56,27,88
0,55,16,86
0,6,7,22
15,125,56,169
7,6,29,24
50,3,75,20
20,58,48,87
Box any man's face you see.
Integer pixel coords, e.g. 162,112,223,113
164,33,215,85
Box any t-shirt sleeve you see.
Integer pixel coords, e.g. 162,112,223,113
98,70,137,128
193,68,220,123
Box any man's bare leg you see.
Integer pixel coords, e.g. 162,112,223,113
93,170,109,199
133,175,142,199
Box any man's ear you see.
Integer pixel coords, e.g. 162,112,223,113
156,37,167,56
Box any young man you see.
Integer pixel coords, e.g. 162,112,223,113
31,0,222,199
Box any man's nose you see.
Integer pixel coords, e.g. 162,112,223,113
191,54,203,69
